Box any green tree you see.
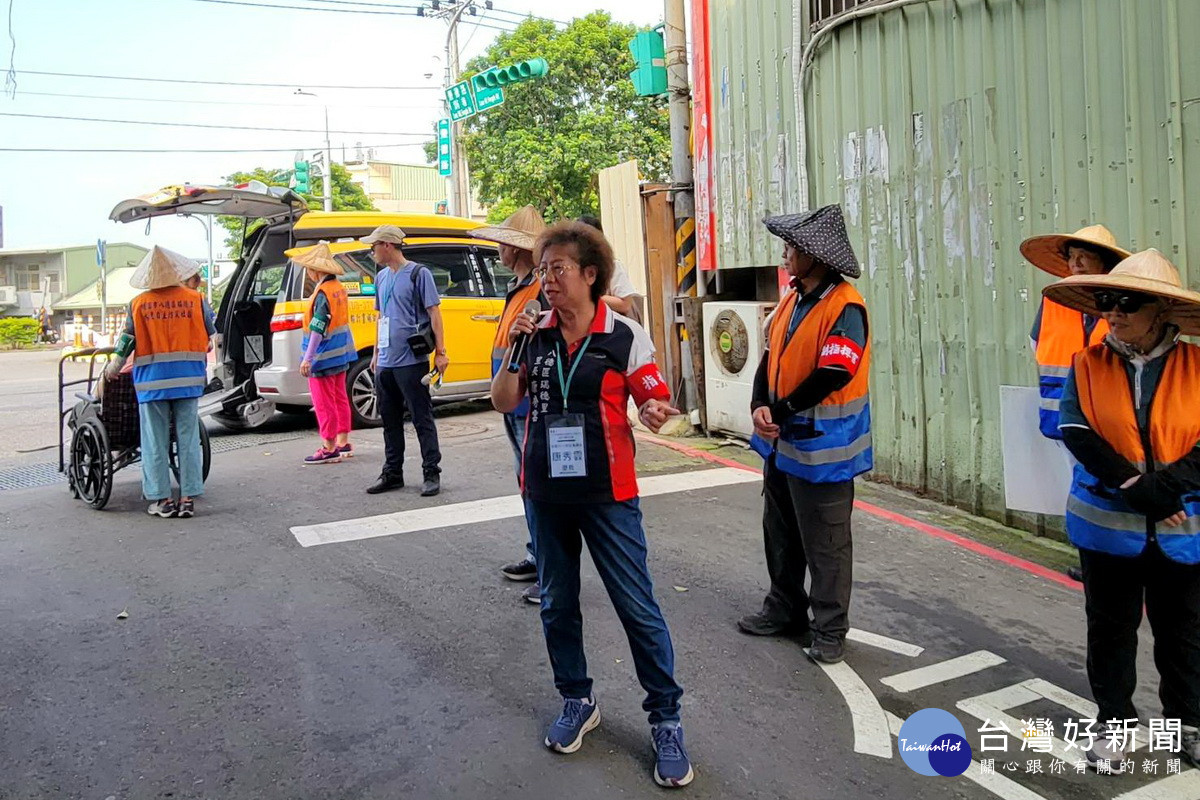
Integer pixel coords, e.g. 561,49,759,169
216,163,376,256
457,12,671,221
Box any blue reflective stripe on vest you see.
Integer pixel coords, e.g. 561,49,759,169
1038,373,1066,440
751,399,873,483
133,357,207,402
1065,463,1149,557
492,348,531,417
1157,496,1200,564
303,325,356,372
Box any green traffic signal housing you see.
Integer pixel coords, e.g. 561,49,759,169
292,160,311,194
629,30,668,97
471,57,549,92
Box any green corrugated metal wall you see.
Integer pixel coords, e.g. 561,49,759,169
803,0,1200,517
705,0,1200,521
709,0,804,270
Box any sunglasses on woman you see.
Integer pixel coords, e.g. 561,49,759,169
1093,290,1154,314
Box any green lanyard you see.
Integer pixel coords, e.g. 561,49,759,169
555,335,593,413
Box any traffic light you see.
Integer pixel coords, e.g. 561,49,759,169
472,57,550,92
629,30,668,97
292,160,311,194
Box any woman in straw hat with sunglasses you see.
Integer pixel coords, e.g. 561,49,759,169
469,205,549,604
291,243,357,465
1021,225,1131,441
1046,248,1200,771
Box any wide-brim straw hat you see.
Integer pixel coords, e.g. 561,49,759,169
468,205,546,251
1043,248,1200,336
1020,224,1131,279
288,242,343,275
130,246,201,290
763,204,861,279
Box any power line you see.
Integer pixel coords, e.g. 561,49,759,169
1,111,432,136
14,69,440,91
489,6,566,25
11,89,435,111
0,142,425,153
180,0,421,15
180,0,518,29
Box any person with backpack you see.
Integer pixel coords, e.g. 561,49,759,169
363,225,447,497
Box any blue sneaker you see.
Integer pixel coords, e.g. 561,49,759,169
544,696,600,754
652,723,695,787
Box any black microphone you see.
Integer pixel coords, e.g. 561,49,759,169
506,299,541,373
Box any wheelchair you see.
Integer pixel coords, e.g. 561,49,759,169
58,347,211,510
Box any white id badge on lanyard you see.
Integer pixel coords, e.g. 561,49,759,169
547,336,593,479
546,413,587,478
377,316,391,352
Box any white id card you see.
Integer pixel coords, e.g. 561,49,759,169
546,413,587,478
377,316,391,351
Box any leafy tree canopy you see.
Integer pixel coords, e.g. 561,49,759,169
216,163,375,256
457,12,670,221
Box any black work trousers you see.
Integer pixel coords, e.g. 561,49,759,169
759,458,855,643
1079,544,1200,727
376,364,441,480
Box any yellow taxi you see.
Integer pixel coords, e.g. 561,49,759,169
110,184,511,429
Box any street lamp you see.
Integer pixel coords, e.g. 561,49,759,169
294,89,334,213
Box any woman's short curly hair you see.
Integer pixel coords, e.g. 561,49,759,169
534,221,614,305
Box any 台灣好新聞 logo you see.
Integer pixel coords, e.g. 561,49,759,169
897,708,973,776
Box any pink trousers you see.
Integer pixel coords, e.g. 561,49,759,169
309,373,352,441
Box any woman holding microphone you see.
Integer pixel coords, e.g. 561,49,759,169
491,221,694,788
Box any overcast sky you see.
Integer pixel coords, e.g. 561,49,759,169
0,0,664,259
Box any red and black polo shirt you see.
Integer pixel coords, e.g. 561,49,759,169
519,301,671,504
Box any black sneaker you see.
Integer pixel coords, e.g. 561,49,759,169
805,637,845,664
176,498,195,518
420,477,440,497
501,558,538,582
522,582,541,605
366,473,404,494
737,612,807,639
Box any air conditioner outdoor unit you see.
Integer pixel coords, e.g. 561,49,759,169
703,301,774,438
0,286,16,307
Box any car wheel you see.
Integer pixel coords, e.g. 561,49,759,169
347,356,381,428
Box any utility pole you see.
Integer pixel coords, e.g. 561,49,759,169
664,0,695,292
663,0,700,414
323,105,334,213
423,1,475,218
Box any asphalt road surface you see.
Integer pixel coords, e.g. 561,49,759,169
0,407,1194,800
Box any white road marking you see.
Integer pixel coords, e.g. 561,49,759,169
884,710,1048,800
1112,771,1200,799
880,650,1007,693
846,628,925,657
290,467,760,547
814,660,892,759
958,679,1152,766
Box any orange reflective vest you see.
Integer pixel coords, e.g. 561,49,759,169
1035,298,1109,439
493,275,543,417
750,282,873,483
131,286,210,402
1066,342,1200,563
302,278,355,374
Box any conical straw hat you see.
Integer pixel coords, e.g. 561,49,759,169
1020,224,1131,279
129,246,201,290
1042,248,1200,336
288,242,343,275
468,205,547,251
